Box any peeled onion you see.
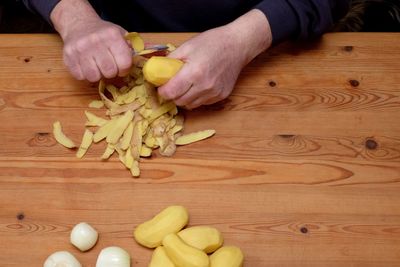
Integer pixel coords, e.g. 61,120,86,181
43,251,82,267
96,246,131,267
70,222,98,251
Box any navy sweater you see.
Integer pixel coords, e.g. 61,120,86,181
23,0,350,45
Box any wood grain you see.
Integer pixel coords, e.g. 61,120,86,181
0,33,399,267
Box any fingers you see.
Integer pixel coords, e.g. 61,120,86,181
175,85,220,109
79,56,101,82
94,49,118,79
157,66,193,100
107,40,132,77
63,50,84,80
63,23,133,82
184,95,220,110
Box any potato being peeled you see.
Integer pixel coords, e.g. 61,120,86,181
143,57,184,86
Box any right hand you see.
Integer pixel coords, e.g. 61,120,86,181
61,18,133,82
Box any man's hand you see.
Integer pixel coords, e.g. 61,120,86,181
50,0,132,82
158,9,273,109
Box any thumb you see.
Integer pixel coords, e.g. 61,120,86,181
158,43,191,100
157,62,192,100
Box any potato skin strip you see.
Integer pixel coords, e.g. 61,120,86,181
148,102,176,123
175,130,216,146
76,129,94,158
88,100,104,109
53,121,76,148
101,144,115,160
119,122,134,150
85,111,108,127
93,119,117,143
106,110,134,145
125,32,145,52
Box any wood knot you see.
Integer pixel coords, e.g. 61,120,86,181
365,139,378,150
17,213,25,221
279,134,295,139
27,132,55,147
349,79,360,87
23,57,33,63
269,80,277,87
343,46,353,52
300,227,308,234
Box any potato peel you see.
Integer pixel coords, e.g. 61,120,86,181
88,100,104,109
125,32,145,52
85,111,108,127
101,143,115,160
93,119,117,143
106,110,134,144
76,129,93,158
53,121,76,148
175,130,216,146
53,33,216,177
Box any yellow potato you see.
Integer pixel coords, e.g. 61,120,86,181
143,57,184,86
134,206,189,248
162,233,209,267
149,246,176,267
53,121,76,148
175,130,216,145
178,226,223,254
209,246,244,267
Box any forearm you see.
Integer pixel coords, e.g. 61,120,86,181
255,0,351,44
50,0,100,39
225,9,272,66
22,0,61,24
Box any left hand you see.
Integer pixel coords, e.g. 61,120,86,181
158,9,273,109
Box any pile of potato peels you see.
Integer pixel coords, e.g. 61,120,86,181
53,33,215,177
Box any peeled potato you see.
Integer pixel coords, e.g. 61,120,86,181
143,57,184,86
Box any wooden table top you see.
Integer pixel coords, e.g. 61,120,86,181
0,33,399,267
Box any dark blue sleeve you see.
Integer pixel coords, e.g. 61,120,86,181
22,0,61,25
255,0,350,45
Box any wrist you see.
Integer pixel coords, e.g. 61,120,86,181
50,0,100,40
226,9,272,66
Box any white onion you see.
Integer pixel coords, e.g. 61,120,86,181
96,246,131,267
43,251,82,267
70,222,99,251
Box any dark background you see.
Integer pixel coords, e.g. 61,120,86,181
0,0,399,33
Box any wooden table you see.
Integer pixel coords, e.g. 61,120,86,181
0,33,399,266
